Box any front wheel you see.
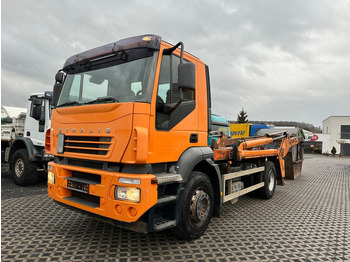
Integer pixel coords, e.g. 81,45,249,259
173,172,214,240
11,148,38,186
256,161,276,199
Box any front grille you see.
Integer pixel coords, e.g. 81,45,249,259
71,171,101,184
67,158,104,170
64,136,112,156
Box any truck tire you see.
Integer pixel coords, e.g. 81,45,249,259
256,161,276,199
11,148,38,186
173,171,214,240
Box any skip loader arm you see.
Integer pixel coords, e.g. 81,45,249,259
237,135,299,183
213,133,299,184
275,135,299,182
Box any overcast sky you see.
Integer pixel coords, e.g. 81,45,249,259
2,0,350,127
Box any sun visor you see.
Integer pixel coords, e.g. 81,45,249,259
63,34,161,69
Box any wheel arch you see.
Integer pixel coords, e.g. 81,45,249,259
176,147,222,217
192,159,222,216
9,138,38,169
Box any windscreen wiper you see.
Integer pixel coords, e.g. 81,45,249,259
83,96,118,105
57,101,81,107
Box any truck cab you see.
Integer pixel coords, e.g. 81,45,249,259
6,92,53,185
24,92,52,147
208,114,230,146
47,35,218,239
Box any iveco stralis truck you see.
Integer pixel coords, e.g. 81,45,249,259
46,35,302,239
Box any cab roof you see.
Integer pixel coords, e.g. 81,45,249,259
63,34,162,70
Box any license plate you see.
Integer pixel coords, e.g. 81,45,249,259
67,179,89,194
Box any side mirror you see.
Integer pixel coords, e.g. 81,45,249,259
55,72,65,83
32,97,42,105
45,91,53,101
53,83,63,108
178,63,196,91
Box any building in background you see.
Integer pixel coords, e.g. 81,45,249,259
1,106,27,120
304,132,330,154
322,116,350,156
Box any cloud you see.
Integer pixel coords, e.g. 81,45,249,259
2,0,350,126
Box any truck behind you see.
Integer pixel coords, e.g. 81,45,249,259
2,92,53,185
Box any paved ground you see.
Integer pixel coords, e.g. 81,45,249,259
1,154,350,261
1,163,47,200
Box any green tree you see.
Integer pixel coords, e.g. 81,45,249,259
237,108,248,123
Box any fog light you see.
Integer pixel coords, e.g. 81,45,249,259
48,171,55,184
115,186,140,202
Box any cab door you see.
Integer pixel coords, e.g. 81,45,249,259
148,46,200,163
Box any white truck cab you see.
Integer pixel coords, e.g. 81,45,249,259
4,92,53,186
24,92,52,147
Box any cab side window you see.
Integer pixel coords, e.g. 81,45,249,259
156,54,195,130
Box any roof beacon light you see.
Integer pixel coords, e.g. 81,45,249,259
142,36,153,42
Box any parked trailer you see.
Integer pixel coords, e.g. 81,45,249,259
1,110,26,152
230,123,271,138
46,35,304,240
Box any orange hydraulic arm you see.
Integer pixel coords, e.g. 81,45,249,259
213,133,299,182
237,135,298,179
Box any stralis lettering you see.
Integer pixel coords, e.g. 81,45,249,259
58,128,111,134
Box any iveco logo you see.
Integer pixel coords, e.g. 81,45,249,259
59,128,111,134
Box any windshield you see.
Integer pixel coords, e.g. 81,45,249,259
211,124,231,137
57,49,158,107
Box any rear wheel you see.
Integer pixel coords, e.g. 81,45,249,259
256,161,276,199
173,172,214,240
11,149,38,186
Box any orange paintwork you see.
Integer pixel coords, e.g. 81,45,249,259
47,37,303,226
49,42,208,164
50,103,136,162
121,103,151,164
212,148,231,161
147,42,208,163
45,128,51,154
240,137,273,149
48,162,158,223
48,40,210,223
213,135,299,179
238,135,299,178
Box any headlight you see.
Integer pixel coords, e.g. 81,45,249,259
115,186,140,202
48,171,55,184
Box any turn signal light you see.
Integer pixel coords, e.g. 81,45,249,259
48,171,55,184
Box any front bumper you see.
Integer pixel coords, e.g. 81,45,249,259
47,162,158,223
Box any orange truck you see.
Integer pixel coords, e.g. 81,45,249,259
46,34,303,240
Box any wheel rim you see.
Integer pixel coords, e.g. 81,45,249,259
15,159,25,178
190,189,211,224
268,170,275,191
